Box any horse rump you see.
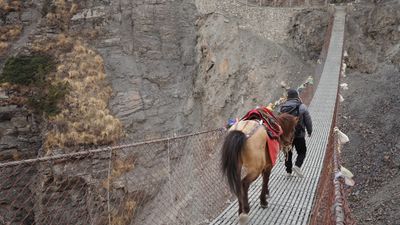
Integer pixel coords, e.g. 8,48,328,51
221,130,246,197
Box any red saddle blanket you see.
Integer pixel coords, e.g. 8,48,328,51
267,137,280,166
241,107,282,166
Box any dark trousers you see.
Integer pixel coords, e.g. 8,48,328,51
285,137,307,173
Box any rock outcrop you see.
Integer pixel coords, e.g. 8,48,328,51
194,13,314,127
72,0,201,139
345,2,400,73
288,8,330,60
0,105,41,225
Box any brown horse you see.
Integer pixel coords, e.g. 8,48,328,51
221,113,298,224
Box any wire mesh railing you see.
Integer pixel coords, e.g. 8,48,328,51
0,128,231,225
332,130,355,225
308,116,356,225
309,7,355,223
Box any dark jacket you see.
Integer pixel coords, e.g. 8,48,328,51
279,98,312,138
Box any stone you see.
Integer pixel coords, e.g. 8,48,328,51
289,9,330,60
6,12,19,25
112,90,143,118
0,90,8,99
0,135,18,148
0,111,12,122
71,7,106,21
10,116,28,128
21,11,33,23
0,148,19,161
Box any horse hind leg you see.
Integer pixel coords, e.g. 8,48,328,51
260,168,272,208
238,172,258,225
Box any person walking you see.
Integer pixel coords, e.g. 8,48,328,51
279,89,312,178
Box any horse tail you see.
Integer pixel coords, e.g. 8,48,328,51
221,130,247,197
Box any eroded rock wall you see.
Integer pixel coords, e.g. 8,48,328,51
195,12,314,127
69,0,201,139
345,2,400,73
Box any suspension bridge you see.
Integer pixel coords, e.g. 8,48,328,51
211,6,346,225
0,5,348,225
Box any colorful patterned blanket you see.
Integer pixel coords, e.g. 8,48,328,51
241,107,283,166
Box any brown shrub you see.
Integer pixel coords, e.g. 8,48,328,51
0,42,9,54
0,0,21,12
39,38,124,153
0,25,22,55
44,0,79,31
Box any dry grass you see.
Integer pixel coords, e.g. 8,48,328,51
107,158,137,224
39,37,123,153
112,158,135,178
74,28,99,40
111,198,137,225
30,0,123,153
101,157,135,190
12,151,21,160
0,82,33,107
0,25,22,41
32,33,74,54
0,0,21,12
0,25,22,56
44,0,79,31
0,42,9,54
0,0,23,56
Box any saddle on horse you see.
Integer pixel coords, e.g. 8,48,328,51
240,107,283,139
240,107,283,166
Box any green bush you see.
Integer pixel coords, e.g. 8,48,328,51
1,55,68,116
28,82,69,117
0,55,54,85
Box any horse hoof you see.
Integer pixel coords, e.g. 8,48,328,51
260,203,268,208
239,213,249,225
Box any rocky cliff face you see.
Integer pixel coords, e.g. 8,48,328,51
0,106,41,161
194,13,315,127
344,2,400,73
62,0,318,137
288,8,330,60
68,0,200,139
1,0,319,141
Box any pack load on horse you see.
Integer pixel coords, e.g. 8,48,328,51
221,106,298,225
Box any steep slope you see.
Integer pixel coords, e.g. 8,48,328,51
194,13,315,128
339,1,400,224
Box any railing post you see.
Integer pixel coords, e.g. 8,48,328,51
107,147,113,225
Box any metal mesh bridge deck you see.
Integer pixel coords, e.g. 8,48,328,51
210,6,346,225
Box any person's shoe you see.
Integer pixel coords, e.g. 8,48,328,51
285,172,292,177
293,166,304,178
